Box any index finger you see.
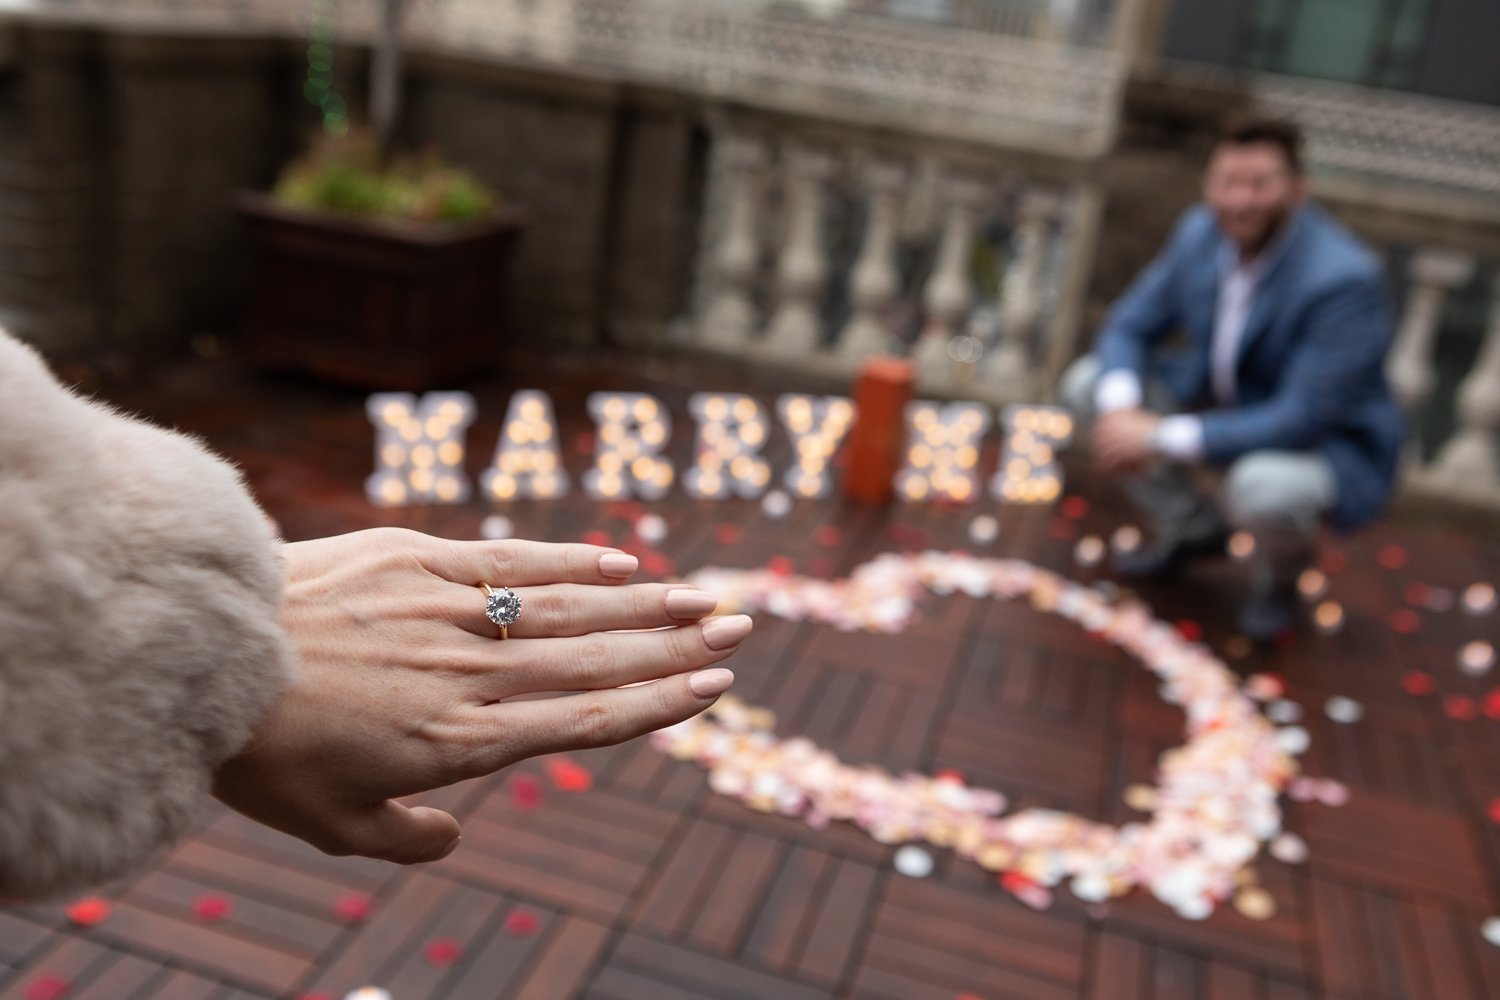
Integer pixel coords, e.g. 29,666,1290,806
421,538,640,588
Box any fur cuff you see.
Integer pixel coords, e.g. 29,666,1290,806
0,331,295,901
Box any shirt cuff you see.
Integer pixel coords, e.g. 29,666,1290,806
1152,415,1205,462
1094,369,1143,413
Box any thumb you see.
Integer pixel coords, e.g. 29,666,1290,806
350,801,462,864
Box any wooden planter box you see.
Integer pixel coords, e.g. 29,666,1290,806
237,192,526,390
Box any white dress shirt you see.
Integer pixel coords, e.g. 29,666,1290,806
1095,216,1296,461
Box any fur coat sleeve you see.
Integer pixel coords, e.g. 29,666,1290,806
0,329,295,901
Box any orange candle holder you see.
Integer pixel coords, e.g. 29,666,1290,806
842,356,914,505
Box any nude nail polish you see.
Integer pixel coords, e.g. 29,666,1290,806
598,552,639,578
666,588,719,619
689,667,734,699
701,614,753,650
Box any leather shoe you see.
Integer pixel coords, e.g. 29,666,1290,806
1238,584,1299,643
1113,529,1229,581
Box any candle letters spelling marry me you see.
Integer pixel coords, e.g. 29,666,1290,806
365,390,1072,509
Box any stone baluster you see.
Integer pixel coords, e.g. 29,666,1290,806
836,159,905,363
763,146,837,359
985,188,1057,399
698,135,768,351
913,175,986,390
1428,291,1500,494
1388,250,1474,415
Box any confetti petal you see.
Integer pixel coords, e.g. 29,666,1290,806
479,514,513,540
1444,695,1479,721
1073,535,1105,567
24,976,69,1000
1270,833,1309,864
509,774,544,810
1483,916,1500,948
761,490,792,519
1459,641,1495,676
1296,569,1328,601
503,908,541,936
193,894,233,922
1376,544,1408,570
1324,696,1363,724
1462,582,1497,616
423,939,463,967
64,897,110,928
545,758,594,793
894,845,935,878
1388,608,1421,635
967,515,999,544
1400,671,1436,696
1059,495,1090,520
1234,886,1277,921
334,894,373,923
1110,525,1142,553
635,514,667,544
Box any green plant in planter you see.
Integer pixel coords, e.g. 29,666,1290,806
273,131,499,224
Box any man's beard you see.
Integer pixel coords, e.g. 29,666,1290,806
1233,204,1294,259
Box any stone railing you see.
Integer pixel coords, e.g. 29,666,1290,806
4,0,1126,157
684,122,1105,406
1385,251,1500,508
1254,73,1500,202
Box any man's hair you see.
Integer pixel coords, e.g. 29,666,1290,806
1215,114,1303,174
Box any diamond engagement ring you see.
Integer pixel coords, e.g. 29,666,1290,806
480,583,522,639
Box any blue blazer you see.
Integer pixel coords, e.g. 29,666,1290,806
1093,203,1405,530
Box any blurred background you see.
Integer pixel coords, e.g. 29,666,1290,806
0,0,1497,506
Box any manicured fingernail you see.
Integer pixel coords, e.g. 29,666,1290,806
598,552,639,578
666,588,718,619
701,614,753,650
689,667,734,699
437,836,461,860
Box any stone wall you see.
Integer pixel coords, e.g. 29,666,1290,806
0,20,702,361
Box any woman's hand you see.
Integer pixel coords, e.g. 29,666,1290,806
212,527,747,864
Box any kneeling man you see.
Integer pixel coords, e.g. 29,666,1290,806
1061,115,1404,640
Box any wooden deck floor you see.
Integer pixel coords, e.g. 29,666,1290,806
3,347,1499,1000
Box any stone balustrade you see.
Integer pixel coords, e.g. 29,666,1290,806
688,124,1100,406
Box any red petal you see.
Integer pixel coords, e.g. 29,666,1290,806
424,938,463,966
509,774,544,809
1400,671,1435,696
333,893,373,923
24,975,69,1000
1059,495,1090,520
503,908,541,936
1388,609,1421,634
1376,544,1409,570
192,895,232,922
64,897,110,928
1443,694,1478,721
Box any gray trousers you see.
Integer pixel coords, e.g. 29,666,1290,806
1059,355,1336,588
